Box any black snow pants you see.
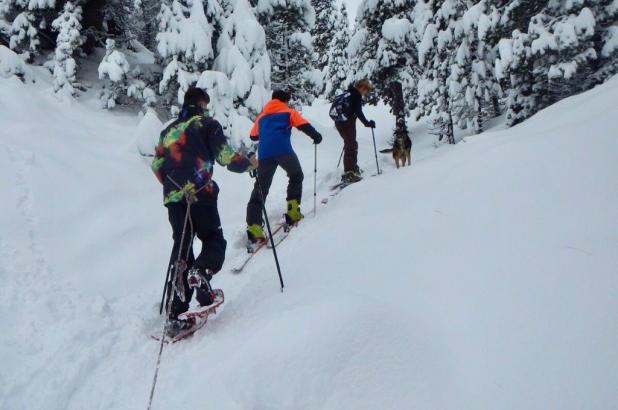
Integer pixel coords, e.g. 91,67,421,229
246,153,304,226
166,201,227,320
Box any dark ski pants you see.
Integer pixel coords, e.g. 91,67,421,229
166,201,227,319
335,120,358,173
246,153,304,226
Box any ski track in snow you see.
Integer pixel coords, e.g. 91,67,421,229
0,143,119,409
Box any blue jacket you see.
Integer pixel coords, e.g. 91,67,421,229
250,99,320,159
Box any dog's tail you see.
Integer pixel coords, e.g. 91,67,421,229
379,148,393,154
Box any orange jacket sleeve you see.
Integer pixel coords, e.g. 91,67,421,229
250,116,260,141
289,109,309,128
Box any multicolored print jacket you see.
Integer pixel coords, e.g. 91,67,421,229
152,105,253,205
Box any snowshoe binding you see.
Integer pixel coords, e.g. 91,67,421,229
165,317,196,339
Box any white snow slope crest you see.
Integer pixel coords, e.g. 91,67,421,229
1,73,617,410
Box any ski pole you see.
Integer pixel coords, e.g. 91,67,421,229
313,144,317,216
158,265,172,315
149,193,195,410
252,170,285,292
337,147,344,169
371,127,382,175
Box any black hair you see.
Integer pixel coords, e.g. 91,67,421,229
184,86,210,106
272,89,291,103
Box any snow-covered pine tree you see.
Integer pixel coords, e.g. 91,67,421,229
103,0,147,49
490,0,545,126
495,29,537,126
417,0,466,144
156,0,222,113
256,0,315,104
496,0,618,126
323,3,349,99
377,14,419,113
448,0,502,133
348,0,417,107
215,0,271,118
51,2,84,97
3,0,56,61
310,0,337,71
98,39,131,108
136,0,164,50
595,0,618,80
529,2,598,106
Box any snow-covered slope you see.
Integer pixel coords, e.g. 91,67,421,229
1,74,617,410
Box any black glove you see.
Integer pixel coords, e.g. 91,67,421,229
312,133,323,145
367,120,376,128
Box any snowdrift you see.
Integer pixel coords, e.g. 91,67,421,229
1,74,617,409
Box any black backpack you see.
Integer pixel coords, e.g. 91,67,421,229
329,91,352,122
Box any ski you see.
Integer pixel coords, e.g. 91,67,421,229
266,222,297,248
231,223,286,273
321,181,357,204
151,289,225,344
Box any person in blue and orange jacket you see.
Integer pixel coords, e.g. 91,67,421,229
245,90,323,244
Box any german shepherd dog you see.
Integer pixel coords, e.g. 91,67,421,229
380,118,412,168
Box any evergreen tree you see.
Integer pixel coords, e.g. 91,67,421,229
102,0,152,49
376,13,419,112
3,0,56,61
449,0,501,133
596,0,618,80
530,2,598,105
215,0,271,118
98,39,131,108
156,0,222,113
323,3,349,99
418,0,466,144
51,1,84,97
311,0,337,71
495,0,618,125
196,69,234,129
348,0,417,107
256,0,315,104
495,29,536,126
136,0,164,50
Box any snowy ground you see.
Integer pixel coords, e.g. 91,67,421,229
1,71,617,410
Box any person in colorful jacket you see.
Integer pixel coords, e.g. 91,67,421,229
152,86,257,333
245,90,322,244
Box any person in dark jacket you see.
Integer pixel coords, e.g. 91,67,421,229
245,90,322,244
335,79,376,183
152,86,257,334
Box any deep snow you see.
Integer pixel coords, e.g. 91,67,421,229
1,71,617,410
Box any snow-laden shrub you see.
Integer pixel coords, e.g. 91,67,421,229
0,45,33,82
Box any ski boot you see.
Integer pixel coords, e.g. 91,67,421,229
187,267,215,306
342,170,362,184
246,224,266,252
284,199,304,231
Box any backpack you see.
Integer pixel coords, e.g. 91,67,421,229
329,91,352,122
